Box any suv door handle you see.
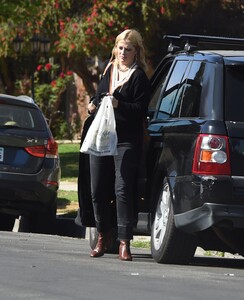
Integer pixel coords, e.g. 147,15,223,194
153,141,164,148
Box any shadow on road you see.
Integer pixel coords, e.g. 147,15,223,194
13,216,244,269
56,215,86,238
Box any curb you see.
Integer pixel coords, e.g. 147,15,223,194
57,140,80,144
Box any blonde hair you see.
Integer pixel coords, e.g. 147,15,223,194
110,29,148,72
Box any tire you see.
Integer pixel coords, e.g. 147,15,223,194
19,201,57,234
89,227,119,254
0,213,16,231
151,179,197,264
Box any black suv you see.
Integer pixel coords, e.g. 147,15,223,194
0,94,60,233
79,34,244,264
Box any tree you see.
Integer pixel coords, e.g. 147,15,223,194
0,0,198,95
1,0,244,137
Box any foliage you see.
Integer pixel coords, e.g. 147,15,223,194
0,0,72,57
34,62,73,113
56,0,195,61
1,1,244,77
1,1,244,61
0,0,200,60
16,60,75,137
1,0,244,136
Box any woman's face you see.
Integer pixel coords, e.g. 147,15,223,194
116,40,137,67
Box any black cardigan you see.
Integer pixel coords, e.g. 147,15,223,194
93,63,151,144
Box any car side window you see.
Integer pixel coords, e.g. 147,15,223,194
156,60,190,119
179,61,205,117
225,65,244,122
149,59,174,112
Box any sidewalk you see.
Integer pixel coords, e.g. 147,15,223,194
59,181,78,191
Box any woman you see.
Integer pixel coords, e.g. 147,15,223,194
88,29,150,261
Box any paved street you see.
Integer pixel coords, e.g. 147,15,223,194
1,231,244,300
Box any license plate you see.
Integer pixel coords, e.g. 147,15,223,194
0,147,4,162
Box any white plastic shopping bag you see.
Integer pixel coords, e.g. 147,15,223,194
80,95,118,156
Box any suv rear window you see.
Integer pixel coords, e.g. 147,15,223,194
0,104,46,130
225,65,244,122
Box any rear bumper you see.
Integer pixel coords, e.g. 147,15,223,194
174,203,244,233
171,174,244,233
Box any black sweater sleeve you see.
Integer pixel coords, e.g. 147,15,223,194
113,68,150,121
92,61,111,107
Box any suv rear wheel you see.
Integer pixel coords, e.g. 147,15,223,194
151,179,197,264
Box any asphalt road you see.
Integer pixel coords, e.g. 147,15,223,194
1,231,244,300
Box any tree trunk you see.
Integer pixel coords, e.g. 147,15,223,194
69,56,98,97
0,58,16,94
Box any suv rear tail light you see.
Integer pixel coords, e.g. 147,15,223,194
192,134,231,175
25,138,58,158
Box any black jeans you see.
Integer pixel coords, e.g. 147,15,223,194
90,143,140,240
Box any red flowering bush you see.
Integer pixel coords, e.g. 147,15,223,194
37,65,43,71
54,0,194,59
45,63,52,71
34,62,73,134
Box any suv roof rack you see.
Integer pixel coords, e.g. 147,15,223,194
164,34,244,53
179,34,244,45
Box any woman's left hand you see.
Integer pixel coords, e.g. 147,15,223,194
88,102,97,113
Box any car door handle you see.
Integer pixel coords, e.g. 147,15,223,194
153,141,164,148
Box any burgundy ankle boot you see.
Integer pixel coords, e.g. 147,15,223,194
119,240,132,261
90,233,107,258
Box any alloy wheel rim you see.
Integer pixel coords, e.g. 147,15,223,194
153,183,170,250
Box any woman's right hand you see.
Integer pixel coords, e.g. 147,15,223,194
88,102,97,113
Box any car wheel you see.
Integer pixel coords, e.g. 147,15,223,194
19,202,57,234
151,179,197,264
0,213,16,231
89,227,119,254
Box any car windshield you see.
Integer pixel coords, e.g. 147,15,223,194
225,65,244,122
0,104,46,130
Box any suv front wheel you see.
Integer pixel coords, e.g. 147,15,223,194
151,179,197,264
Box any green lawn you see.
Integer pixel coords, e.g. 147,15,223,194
58,142,80,181
57,190,78,215
57,142,80,213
